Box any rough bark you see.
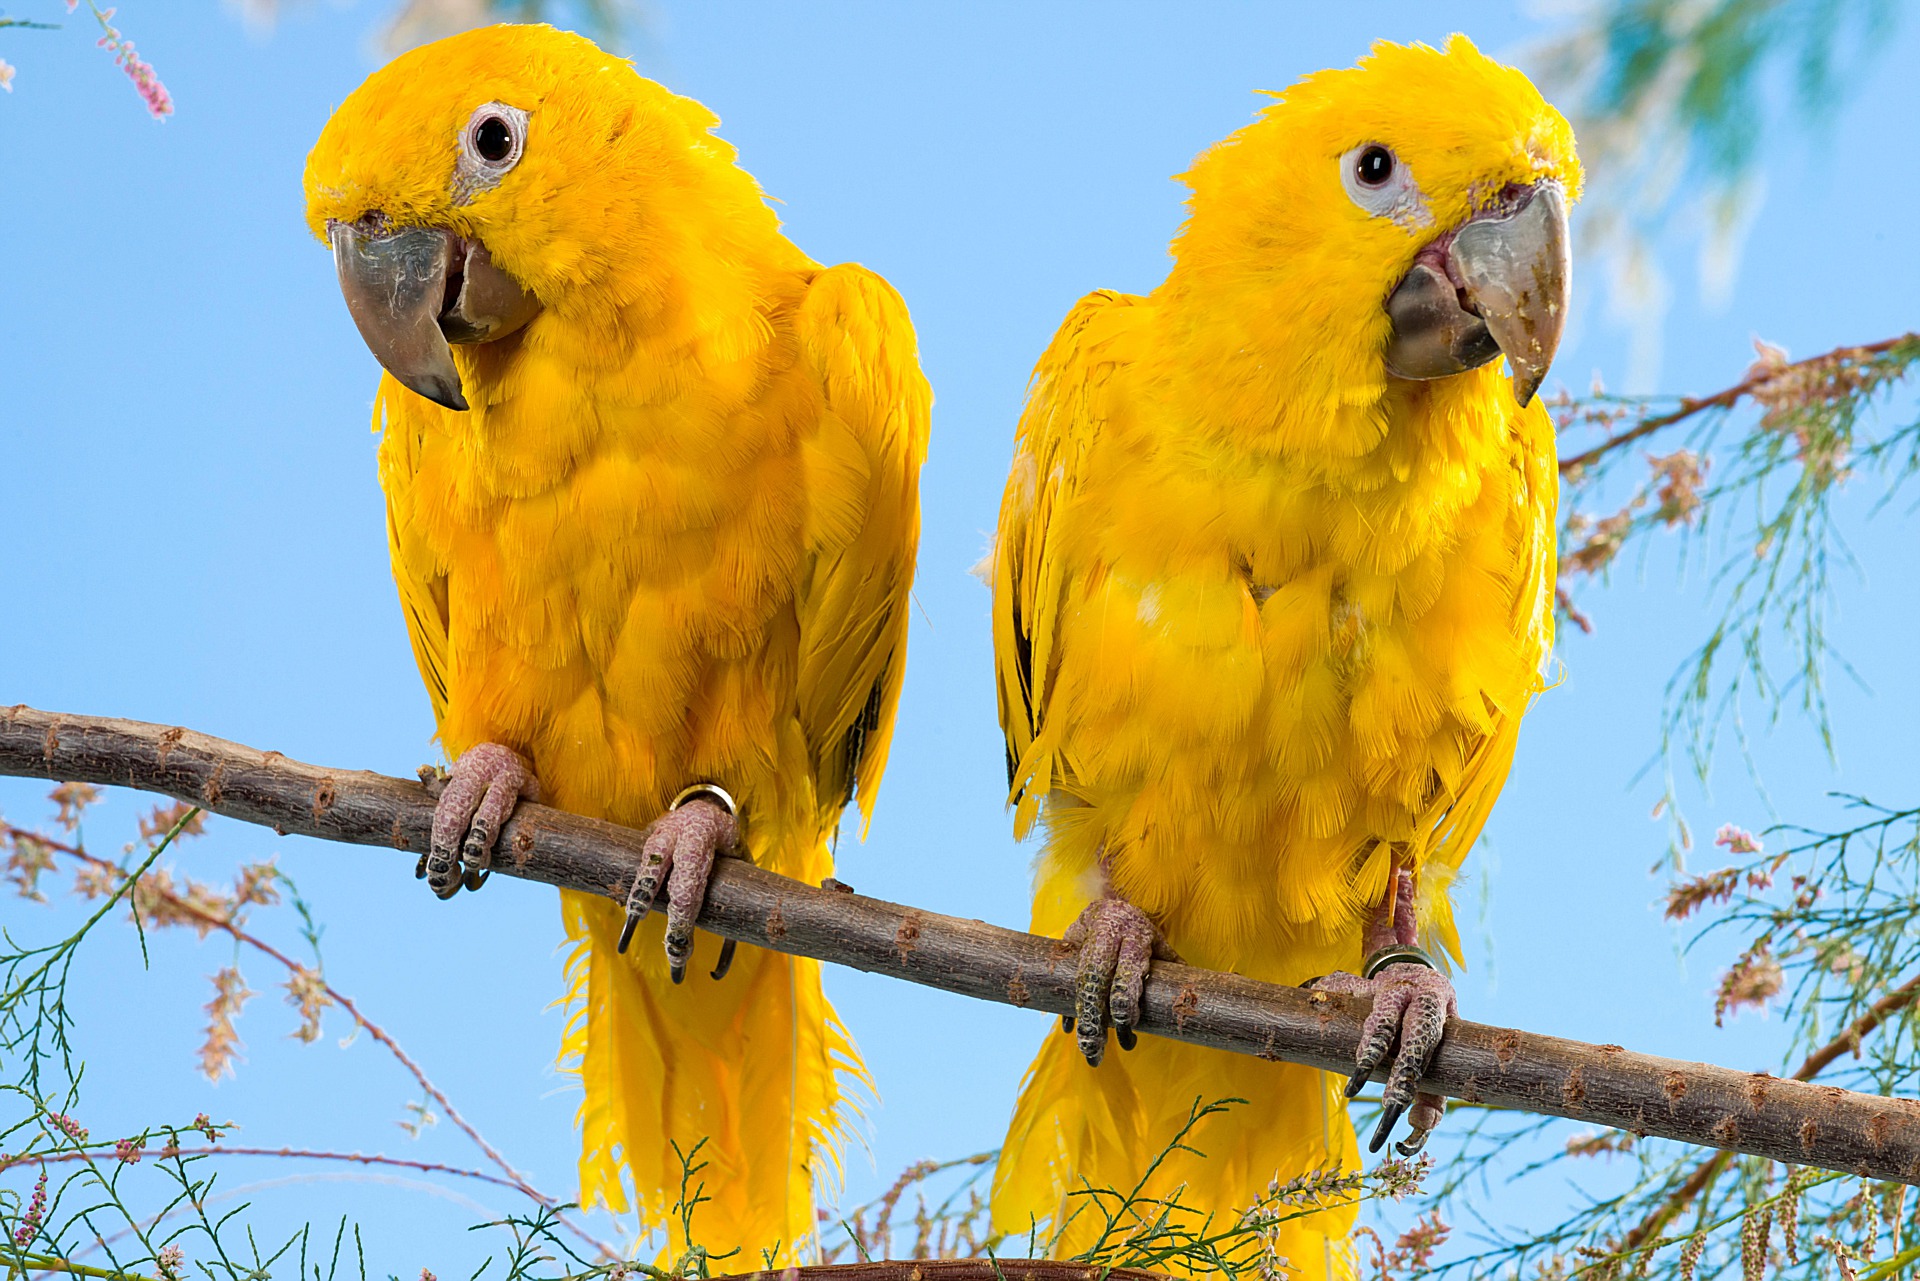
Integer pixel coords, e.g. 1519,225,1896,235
4,704,1919,1186
722,1263,1171,1281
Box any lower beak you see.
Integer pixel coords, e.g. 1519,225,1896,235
1381,182,1570,407
327,217,541,412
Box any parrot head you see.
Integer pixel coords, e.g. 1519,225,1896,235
1173,34,1582,409
304,24,781,411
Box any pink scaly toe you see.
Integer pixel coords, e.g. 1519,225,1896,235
422,742,540,899
617,793,741,984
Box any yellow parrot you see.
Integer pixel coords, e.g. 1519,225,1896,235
987,36,1578,1275
303,25,929,1261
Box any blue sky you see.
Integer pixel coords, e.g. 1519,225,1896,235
4,0,1920,1271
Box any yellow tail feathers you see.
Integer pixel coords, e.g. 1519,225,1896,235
561,889,870,1264
991,1032,1359,1280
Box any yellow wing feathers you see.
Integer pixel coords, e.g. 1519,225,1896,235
795,264,931,835
379,387,453,729
992,290,1144,837
1415,402,1559,962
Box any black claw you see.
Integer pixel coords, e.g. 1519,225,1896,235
1396,1127,1432,1158
669,961,686,985
463,867,490,892
617,911,640,954
1369,1104,1406,1154
415,855,429,880
710,939,737,981
1346,1066,1371,1098
424,859,458,899
1116,1026,1137,1052
1060,1014,1075,1035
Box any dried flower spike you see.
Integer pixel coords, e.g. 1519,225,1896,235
199,966,255,1080
1714,943,1784,1027
1679,1233,1706,1281
49,781,101,831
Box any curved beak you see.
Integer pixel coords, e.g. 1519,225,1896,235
1382,182,1570,407
328,217,542,413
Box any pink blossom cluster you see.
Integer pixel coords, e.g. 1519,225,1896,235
45,1112,87,1144
77,3,172,119
12,1169,46,1246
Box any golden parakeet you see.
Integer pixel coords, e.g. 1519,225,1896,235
304,25,930,1260
987,35,1578,1274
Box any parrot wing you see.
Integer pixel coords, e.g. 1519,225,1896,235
792,263,931,836
1417,400,1560,962
991,289,1145,838
378,385,453,729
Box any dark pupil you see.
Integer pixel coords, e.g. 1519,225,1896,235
475,117,513,163
1358,147,1393,185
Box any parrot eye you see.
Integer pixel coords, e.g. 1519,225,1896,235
475,116,514,163
452,102,530,204
1339,142,1431,230
1355,145,1394,187
463,104,525,170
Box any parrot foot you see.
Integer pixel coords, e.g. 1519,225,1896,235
616,793,740,983
1057,896,1178,1067
1312,960,1455,1156
422,743,540,900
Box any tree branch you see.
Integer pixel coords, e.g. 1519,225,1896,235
4,705,1919,1186
727,1264,1171,1281
1621,970,1920,1249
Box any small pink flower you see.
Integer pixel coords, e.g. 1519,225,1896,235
114,1136,143,1165
157,1244,186,1281
0,60,15,93
1715,824,1763,856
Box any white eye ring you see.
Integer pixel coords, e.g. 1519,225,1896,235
1340,141,1431,230
452,101,529,205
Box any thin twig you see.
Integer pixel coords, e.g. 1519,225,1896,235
5,706,1920,1184
1557,334,1916,476
0,1145,530,1194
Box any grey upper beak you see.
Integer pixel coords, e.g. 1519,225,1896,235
1381,182,1570,407
328,218,542,413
